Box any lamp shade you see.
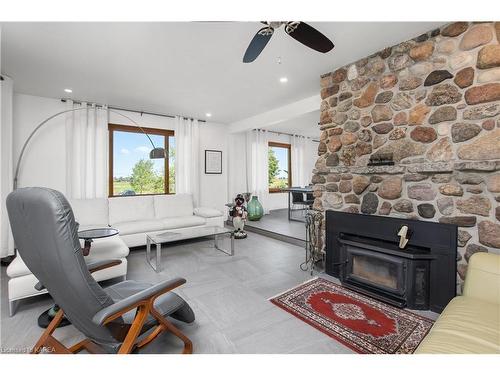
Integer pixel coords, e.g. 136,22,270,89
149,147,167,159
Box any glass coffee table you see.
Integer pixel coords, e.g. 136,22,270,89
146,226,235,272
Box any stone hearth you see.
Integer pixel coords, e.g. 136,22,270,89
313,22,500,289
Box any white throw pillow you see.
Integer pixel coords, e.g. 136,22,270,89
193,207,223,218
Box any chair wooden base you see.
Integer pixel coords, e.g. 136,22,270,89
31,306,193,354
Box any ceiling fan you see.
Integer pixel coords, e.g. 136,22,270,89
243,21,334,63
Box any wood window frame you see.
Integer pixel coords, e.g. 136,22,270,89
268,141,292,194
108,123,174,198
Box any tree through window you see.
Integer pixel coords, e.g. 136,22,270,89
108,124,175,196
268,142,291,192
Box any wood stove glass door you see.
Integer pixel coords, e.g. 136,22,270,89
345,246,406,296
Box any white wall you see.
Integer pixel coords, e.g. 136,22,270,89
198,122,228,211
13,94,67,192
12,93,229,211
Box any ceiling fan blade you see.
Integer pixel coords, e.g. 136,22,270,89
285,22,334,53
243,26,274,63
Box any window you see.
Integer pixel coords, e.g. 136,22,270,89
108,124,175,197
268,142,291,193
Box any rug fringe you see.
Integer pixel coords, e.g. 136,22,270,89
268,276,319,301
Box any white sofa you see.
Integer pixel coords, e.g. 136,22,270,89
107,194,223,248
6,193,223,315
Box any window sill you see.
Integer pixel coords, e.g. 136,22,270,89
109,193,175,198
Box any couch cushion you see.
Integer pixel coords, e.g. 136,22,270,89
113,220,166,236
162,216,206,229
6,255,31,278
154,194,194,219
70,198,109,227
85,236,130,261
463,252,500,305
7,236,129,278
194,207,223,218
416,296,500,354
108,196,154,225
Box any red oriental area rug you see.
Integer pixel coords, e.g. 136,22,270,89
270,278,434,354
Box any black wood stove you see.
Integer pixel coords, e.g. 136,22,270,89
325,211,457,313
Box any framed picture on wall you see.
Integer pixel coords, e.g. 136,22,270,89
205,150,222,174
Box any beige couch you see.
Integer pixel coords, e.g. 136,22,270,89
416,252,500,354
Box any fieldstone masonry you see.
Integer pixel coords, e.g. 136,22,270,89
314,22,500,291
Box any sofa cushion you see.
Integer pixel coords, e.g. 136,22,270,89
416,296,500,354
85,236,130,261
113,220,166,236
108,196,154,225
154,194,194,219
6,255,31,278
162,216,206,229
194,207,223,218
70,198,109,227
463,253,500,305
7,236,129,278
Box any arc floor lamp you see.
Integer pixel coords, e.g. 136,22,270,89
13,106,166,190
11,104,167,326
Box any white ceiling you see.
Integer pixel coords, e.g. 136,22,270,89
266,110,321,139
1,22,443,124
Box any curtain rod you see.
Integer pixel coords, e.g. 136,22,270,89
60,98,206,123
254,128,320,142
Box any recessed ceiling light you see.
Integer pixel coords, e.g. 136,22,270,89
64,88,73,93
279,77,288,83
205,113,212,118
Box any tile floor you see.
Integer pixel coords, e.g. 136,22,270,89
0,232,353,354
0,231,437,354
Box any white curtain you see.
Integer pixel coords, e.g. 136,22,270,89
291,135,309,188
65,100,108,199
246,129,270,214
175,116,200,206
0,75,15,258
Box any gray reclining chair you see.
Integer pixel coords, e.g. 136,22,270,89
6,187,195,354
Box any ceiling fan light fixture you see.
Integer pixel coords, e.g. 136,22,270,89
243,21,334,63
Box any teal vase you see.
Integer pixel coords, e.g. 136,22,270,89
247,196,264,221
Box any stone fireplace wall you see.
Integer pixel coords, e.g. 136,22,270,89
313,22,500,288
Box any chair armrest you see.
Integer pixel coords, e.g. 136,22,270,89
87,259,122,273
92,277,186,325
33,259,122,291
